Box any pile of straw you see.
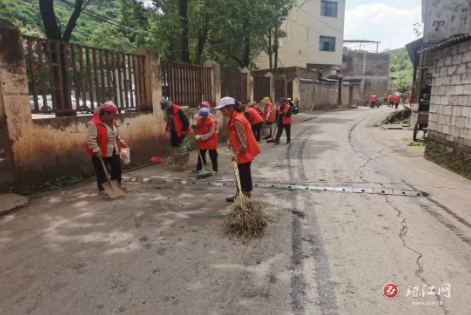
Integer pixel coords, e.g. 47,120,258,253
225,194,268,237
166,136,194,167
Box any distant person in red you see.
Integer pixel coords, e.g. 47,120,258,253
86,102,128,194
371,94,377,108
394,94,401,110
274,97,293,144
244,103,264,142
161,99,190,147
389,95,395,107
383,93,388,104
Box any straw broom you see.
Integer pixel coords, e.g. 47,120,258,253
166,135,194,167
225,160,268,237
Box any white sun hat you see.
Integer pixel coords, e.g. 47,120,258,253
215,96,236,110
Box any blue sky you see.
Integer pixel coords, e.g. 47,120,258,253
344,0,423,51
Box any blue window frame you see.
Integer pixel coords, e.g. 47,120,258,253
319,36,336,52
321,1,338,18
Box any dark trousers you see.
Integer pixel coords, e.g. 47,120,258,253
92,154,122,192
197,149,218,172
171,132,185,147
252,122,263,141
264,121,273,139
237,161,252,192
275,124,291,142
395,103,399,109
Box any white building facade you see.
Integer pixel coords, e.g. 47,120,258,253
253,0,346,72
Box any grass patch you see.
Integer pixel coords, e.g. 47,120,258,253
407,140,426,147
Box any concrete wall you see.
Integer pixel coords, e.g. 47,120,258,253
425,39,471,179
297,80,343,110
0,20,228,191
253,0,345,69
423,0,471,45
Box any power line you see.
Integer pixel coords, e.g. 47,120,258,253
293,4,348,37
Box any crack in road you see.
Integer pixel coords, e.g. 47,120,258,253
385,196,450,315
348,111,471,250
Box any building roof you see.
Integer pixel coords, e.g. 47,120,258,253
419,34,471,53
343,40,381,44
405,37,423,67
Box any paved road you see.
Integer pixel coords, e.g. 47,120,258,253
1,107,470,315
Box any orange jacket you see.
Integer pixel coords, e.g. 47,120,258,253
277,105,292,125
85,115,120,156
245,107,264,125
197,116,218,150
170,104,191,137
227,111,261,164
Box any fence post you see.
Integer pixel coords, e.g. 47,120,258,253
293,78,301,108
135,45,155,112
265,72,275,102
241,67,251,104
0,19,34,186
203,60,220,106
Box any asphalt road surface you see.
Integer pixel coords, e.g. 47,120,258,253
1,107,470,315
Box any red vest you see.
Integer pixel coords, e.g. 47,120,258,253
227,111,261,164
277,105,292,125
263,103,275,122
394,95,400,103
171,104,191,137
85,115,120,156
371,95,377,102
383,93,388,99
245,107,264,125
197,116,218,150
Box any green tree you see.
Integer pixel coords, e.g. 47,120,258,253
87,23,136,52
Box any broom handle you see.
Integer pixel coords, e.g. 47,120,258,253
157,128,168,156
99,156,112,182
232,161,242,192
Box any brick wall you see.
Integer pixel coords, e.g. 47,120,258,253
425,39,471,179
343,51,390,105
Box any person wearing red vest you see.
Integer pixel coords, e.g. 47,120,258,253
273,97,293,144
160,99,190,147
192,107,218,174
261,97,275,139
394,94,401,110
86,101,128,194
244,103,264,142
216,97,261,202
383,93,388,104
389,95,394,107
370,94,377,108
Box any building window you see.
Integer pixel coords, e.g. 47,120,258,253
321,1,338,18
319,36,336,52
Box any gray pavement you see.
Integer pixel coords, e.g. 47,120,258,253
1,107,470,315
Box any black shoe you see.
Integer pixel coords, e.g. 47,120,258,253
273,140,280,144
287,140,291,143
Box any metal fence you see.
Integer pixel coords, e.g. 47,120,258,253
221,70,248,103
23,35,147,116
275,78,286,101
253,76,271,103
161,60,212,107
